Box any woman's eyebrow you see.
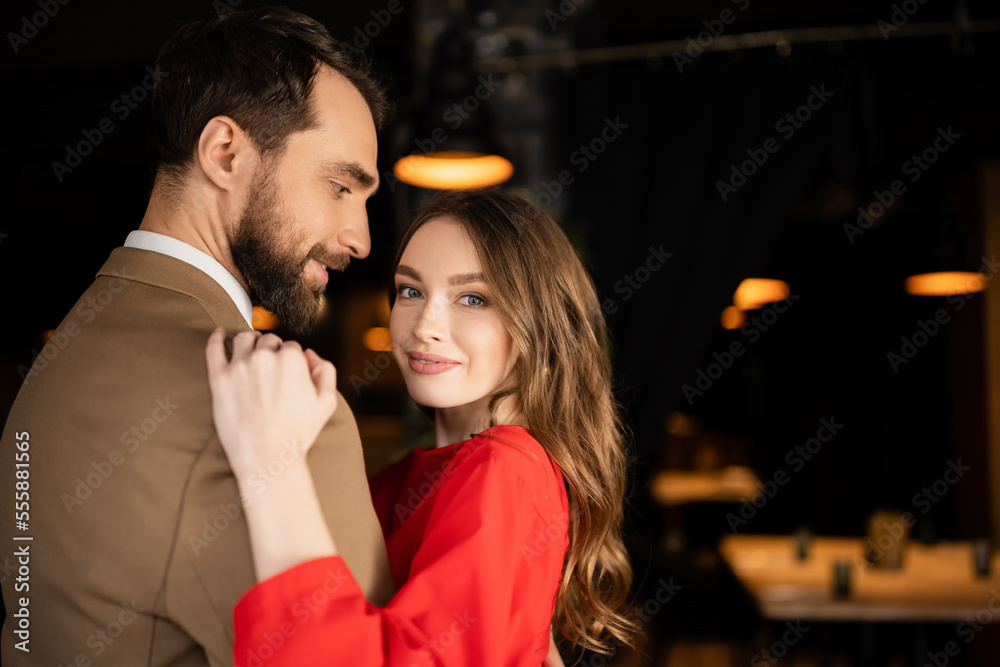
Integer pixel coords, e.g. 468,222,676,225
395,265,419,280
395,266,485,287
448,273,486,286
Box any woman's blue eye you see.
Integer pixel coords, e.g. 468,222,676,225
461,294,486,307
398,286,421,299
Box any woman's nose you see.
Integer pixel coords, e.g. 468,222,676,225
412,299,447,342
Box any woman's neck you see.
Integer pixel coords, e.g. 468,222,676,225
433,395,525,448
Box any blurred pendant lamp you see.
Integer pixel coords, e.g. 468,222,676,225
720,305,746,330
393,24,513,190
722,276,790,329
904,200,986,296
732,278,791,310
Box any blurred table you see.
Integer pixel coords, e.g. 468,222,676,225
651,466,761,506
719,534,1000,622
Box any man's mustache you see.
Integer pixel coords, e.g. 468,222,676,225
305,250,351,273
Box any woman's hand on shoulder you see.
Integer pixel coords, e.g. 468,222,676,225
205,328,338,480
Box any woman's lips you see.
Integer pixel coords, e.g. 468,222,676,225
407,352,459,375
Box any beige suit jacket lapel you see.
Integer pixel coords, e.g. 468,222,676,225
96,246,252,333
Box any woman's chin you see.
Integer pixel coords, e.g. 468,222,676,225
403,384,449,411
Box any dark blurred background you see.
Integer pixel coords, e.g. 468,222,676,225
3,0,1000,664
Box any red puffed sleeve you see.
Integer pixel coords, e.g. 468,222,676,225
233,441,568,666
368,451,413,540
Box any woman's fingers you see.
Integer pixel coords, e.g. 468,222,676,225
256,333,284,352
230,330,259,362
309,352,338,415
205,327,230,385
303,348,328,382
305,348,337,398
204,327,337,470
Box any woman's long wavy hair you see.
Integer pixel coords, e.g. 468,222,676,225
388,188,641,657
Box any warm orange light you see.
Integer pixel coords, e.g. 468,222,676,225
363,327,392,352
721,306,746,330
252,307,280,331
905,271,987,296
393,152,514,190
665,411,699,437
733,279,791,310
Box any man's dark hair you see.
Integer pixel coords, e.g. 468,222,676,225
150,6,389,197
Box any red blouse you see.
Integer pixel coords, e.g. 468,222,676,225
233,425,570,666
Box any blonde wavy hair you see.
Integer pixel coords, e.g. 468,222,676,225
388,188,641,657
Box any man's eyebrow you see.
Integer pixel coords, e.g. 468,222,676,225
394,266,486,287
320,160,379,194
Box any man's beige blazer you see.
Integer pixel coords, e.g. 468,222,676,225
0,247,394,665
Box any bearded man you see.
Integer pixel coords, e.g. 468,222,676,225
0,7,394,665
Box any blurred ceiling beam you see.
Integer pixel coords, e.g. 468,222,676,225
476,20,1000,72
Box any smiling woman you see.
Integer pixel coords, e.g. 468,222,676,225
389,217,520,444
205,187,640,665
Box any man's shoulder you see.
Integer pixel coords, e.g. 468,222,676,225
53,276,224,368
89,246,250,332
10,271,228,421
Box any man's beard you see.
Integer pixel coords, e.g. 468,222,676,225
230,166,350,335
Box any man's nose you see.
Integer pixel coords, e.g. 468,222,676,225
337,205,371,259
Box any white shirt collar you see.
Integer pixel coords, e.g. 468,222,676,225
123,230,254,328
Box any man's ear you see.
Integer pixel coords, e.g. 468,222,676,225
196,116,258,192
